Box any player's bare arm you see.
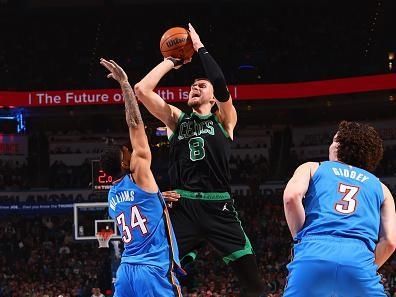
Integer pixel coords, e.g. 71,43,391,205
283,162,319,237
375,183,396,268
189,23,237,139
100,58,157,193
134,59,182,135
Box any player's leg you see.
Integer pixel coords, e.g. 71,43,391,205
229,254,267,297
284,236,385,297
114,263,182,297
169,198,205,261
283,258,337,297
335,240,386,297
283,238,339,296
201,199,266,296
336,265,386,297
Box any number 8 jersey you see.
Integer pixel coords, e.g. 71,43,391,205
296,161,384,252
108,174,183,273
168,112,232,193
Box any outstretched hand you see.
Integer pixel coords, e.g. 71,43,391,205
162,191,181,202
188,23,204,52
100,58,128,84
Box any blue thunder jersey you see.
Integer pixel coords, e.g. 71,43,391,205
296,161,384,252
108,174,184,274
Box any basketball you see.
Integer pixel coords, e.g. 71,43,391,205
160,27,194,60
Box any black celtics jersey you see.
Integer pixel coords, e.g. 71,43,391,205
168,112,232,193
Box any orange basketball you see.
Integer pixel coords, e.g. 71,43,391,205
160,27,194,60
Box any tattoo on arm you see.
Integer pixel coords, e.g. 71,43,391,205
122,82,143,128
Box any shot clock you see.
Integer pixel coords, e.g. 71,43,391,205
91,160,113,191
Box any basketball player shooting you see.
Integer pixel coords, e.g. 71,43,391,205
99,58,184,297
134,24,266,297
283,121,396,296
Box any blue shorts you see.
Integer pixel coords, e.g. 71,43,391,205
283,236,385,297
114,263,182,297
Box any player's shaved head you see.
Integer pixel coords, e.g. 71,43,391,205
100,145,123,177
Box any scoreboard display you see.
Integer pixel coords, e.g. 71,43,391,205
91,160,113,191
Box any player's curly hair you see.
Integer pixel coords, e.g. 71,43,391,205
336,121,383,172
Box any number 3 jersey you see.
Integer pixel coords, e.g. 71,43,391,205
296,161,384,252
168,112,232,193
108,174,183,273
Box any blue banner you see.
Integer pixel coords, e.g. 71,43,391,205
0,203,74,215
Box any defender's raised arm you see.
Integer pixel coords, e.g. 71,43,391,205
100,58,157,193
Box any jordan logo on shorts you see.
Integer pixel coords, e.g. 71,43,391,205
222,203,229,212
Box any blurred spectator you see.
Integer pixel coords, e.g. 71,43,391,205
91,288,105,297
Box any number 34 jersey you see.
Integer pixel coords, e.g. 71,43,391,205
296,161,385,252
108,174,183,272
168,112,232,193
